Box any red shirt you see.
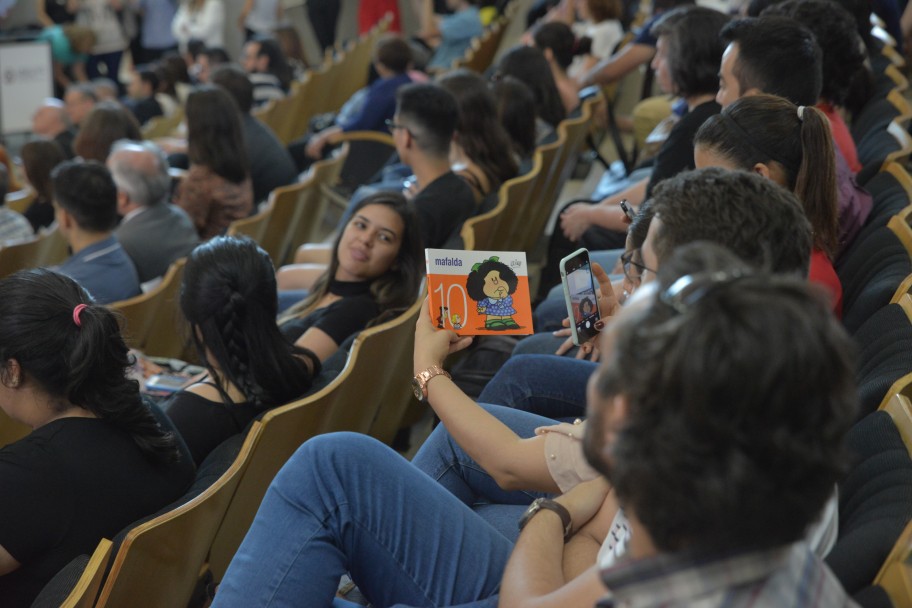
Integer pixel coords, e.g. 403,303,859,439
817,102,862,174
809,248,843,318
359,0,401,34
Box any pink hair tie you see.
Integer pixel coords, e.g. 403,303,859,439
72,304,88,327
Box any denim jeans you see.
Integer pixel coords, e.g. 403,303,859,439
411,403,557,541
477,355,596,420
213,433,511,608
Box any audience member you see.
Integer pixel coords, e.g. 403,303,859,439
20,140,68,231
37,23,95,93
274,25,308,78
90,77,119,101
73,101,142,162
52,160,141,303
36,0,78,26
163,236,315,466
532,21,584,114
238,0,283,39
495,45,566,138
390,83,475,248
695,95,842,315
172,0,225,52
546,0,624,79
278,192,423,364
294,35,414,170
241,36,292,106
108,140,200,282
135,0,178,63
0,166,35,245
761,0,869,172
716,15,872,255
124,67,164,125
30,98,75,158
421,0,483,70
493,76,538,165
308,0,341,51
173,86,253,239
438,69,519,207
210,65,297,205
190,45,230,84
77,0,127,82
63,82,97,127
0,268,193,607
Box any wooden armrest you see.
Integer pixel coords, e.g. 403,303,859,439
327,130,395,147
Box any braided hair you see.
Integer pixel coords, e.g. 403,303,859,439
0,269,180,464
181,236,314,409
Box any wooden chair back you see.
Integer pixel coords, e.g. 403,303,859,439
110,259,186,354
0,226,68,278
5,187,35,214
94,423,258,608
141,108,184,140
888,205,912,257
257,181,307,266
461,151,543,251
208,390,334,580
59,539,113,608
227,204,272,244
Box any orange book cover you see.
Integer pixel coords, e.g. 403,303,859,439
425,249,533,336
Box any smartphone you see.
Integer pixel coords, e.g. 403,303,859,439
560,248,602,346
619,199,635,221
145,374,191,394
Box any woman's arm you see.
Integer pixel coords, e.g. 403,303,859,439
36,0,54,27
415,299,561,493
294,326,339,363
559,179,648,240
0,543,20,576
577,43,655,89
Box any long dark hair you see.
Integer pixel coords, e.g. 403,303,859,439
496,46,566,128
0,270,179,463
493,76,537,159
21,139,68,203
694,94,839,258
181,236,313,408
186,86,249,184
283,191,424,324
438,69,518,194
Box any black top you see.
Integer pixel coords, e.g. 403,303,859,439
244,115,298,204
24,197,54,232
0,418,193,607
412,171,476,249
645,100,721,197
163,391,261,467
126,96,164,127
44,0,77,24
280,279,381,346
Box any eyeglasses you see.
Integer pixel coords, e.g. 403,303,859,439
659,270,747,314
620,249,656,285
385,119,409,133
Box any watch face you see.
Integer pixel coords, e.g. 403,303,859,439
411,377,424,400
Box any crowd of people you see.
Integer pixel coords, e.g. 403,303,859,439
0,0,902,605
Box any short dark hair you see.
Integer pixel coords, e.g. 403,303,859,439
136,66,159,92
395,83,459,159
374,35,412,74
761,0,866,107
590,242,856,553
0,164,8,204
211,64,254,113
651,6,730,97
466,258,519,302
201,46,231,65
51,160,119,232
251,36,292,90
720,16,822,106
650,167,812,276
187,38,207,61
532,21,577,71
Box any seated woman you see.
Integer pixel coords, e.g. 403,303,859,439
19,140,68,232
162,236,316,466
0,269,193,607
72,101,142,163
494,45,567,144
278,191,423,364
532,21,584,115
694,94,843,317
438,69,519,208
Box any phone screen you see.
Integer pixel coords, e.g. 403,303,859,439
561,250,601,345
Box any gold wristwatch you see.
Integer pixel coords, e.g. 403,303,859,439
411,365,451,401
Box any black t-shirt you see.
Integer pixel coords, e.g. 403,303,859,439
0,418,193,607
412,171,476,249
280,280,381,346
645,100,721,197
163,391,260,467
24,198,54,233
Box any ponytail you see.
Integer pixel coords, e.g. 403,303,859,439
0,270,181,464
793,106,839,259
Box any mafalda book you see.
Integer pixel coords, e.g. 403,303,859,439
425,249,533,336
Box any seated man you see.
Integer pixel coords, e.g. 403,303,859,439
108,140,200,283
211,235,857,606
123,67,164,126
0,165,35,245
421,0,483,70
31,98,75,158
241,36,292,107
51,159,141,304
210,65,297,204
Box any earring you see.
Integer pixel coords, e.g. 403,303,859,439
8,376,20,388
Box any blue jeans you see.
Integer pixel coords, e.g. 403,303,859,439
477,355,595,420
213,433,511,608
411,403,557,541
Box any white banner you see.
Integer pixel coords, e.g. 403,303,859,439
0,41,53,135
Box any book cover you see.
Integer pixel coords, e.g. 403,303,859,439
425,248,533,336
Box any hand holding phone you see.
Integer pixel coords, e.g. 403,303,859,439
619,199,635,222
560,248,602,346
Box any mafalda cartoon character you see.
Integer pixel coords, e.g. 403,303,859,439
466,256,520,330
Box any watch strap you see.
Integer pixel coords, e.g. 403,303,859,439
413,365,451,400
520,498,573,541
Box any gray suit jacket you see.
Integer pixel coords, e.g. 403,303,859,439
115,202,201,283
